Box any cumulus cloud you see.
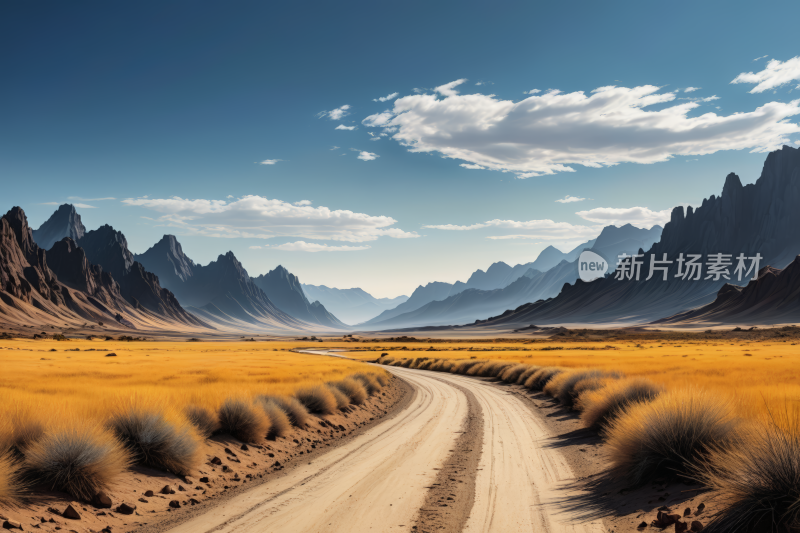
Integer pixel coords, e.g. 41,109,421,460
335,124,357,130
122,195,418,242
293,200,312,206
555,195,586,203
368,79,800,178
357,151,379,161
362,110,394,127
732,56,800,93
318,104,351,120
68,196,116,201
373,92,399,102
259,159,282,165
460,163,485,169
575,206,670,227
272,241,371,252
423,218,600,241
684,87,701,93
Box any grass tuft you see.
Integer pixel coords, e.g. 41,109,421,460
260,396,310,427
548,369,623,407
606,388,740,485
330,379,368,405
294,385,337,415
525,367,564,391
327,384,351,410
217,398,270,444
0,449,23,506
578,377,664,429
183,405,220,439
352,373,381,395
25,425,130,501
255,398,292,439
696,408,800,533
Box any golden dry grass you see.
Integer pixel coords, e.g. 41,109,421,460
0,339,388,502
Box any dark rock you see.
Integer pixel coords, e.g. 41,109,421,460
62,505,81,520
691,521,704,532
143,490,154,497
168,500,180,509
160,485,174,495
210,457,222,465
116,503,136,515
92,492,112,509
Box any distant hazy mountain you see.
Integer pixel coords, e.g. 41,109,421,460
252,266,345,328
362,224,660,330
362,223,662,330
32,203,86,251
301,284,408,325
135,236,319,330
473,146,800,328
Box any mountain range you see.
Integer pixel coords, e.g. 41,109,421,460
301,284,408,325
469,145,800,329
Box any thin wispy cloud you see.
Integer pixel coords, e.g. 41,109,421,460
259,159,282,165
68,196,116,201
42,202,97,208
423,218,600,241
732,56,800,93
293,200,312,206
684,87,700,93
330,146,340,150
754,55,769,62
555,195,586,204
335,124,357,130
365,78,800,178
318,104,351,120
460,163,485,169
575,206,670,227
523,89,541,94
123,195,417,242
271,241,371,252
373,92,398,102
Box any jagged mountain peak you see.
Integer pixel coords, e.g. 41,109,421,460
32,203,86,251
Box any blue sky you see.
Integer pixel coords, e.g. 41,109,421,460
3,0,800,297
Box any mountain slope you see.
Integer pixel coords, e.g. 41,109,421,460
301,284,408,324
252,266,346,328
473,146,800,328
136,236,316,331
32,203,86,251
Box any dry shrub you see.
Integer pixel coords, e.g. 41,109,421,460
0,450,22,506
484,361,513,378
262,396,310,427
327,385,350,410
25,425,130,500
400,359,414,368
551,369,623,407
256,398,291,439
108,403,201,475
184,405,220,439
1,404,46,454
606,388,740,485
330,378,367,405
578,377,664,429
572,376,610,399
452,360,485,375
696,409,800,533
378,356,395,365
373,373,389,387
352,373,381,395
525,367,563,391
500,364,529,383
217,398,270,443
516,366,540,385
295,385,337,415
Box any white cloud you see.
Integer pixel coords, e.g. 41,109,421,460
335,124,357,131
370,79,800,178
373,92,399,102
272,241,371,252
249,245,263,250
362,110,394,127
368,132,380,141
330,146,340,150
259,159,282,165
435,79,467,97
227,195,234,198
357,151,379,161
122,195,418,242
575,206,670,227
68,196,116,201
732,56,800,93
555,195,586,203
460,163,485,169
423,218,600,241
684,87,701,93
318,104,351,120
294,200,312,206
523,89,541,94
754,55,769,62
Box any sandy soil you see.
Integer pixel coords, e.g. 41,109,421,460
0,377,410,533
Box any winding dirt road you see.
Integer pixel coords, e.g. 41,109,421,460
165,366,605,533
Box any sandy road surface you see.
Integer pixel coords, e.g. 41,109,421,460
165,365,604,533
166,367,468,533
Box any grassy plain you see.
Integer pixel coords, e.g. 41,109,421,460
0,339,385,434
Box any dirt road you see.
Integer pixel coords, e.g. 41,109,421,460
165,366,604,533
